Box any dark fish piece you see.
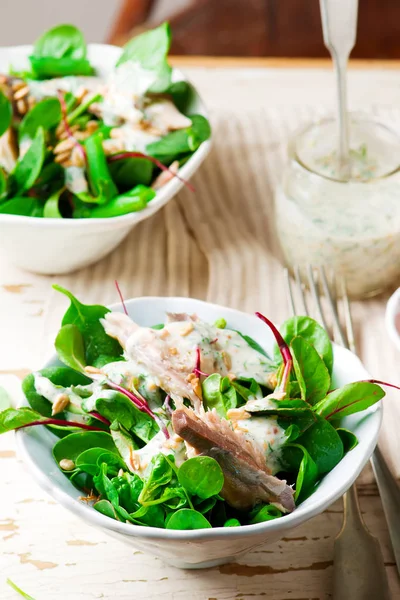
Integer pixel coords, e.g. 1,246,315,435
172,408,295,513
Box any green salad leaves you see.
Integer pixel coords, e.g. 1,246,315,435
0,22,211,220
0,287,391,530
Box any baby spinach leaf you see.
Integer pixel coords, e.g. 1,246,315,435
110,423,139,468
76,448,125,476
146,115,211,163
295,415,343,475
167,80,195,114
290,336,331,405
93,499,120,521
84,133,118,203
53,430,117,464
288,443,318,502
0,197,39,216
13,127,45,193
96,392,159,443
0,386,11,411
0,407,44,433
43,188,64,219
178,456,224,499
117,22,172,93
139,454,173,505
336,428,359,454
108,156,153,191
192,495,218,514
53,285,123,366
93,462,119,505
83,185,156,218
33,24,87,60
202,373,237,417
22,367,91,418
166,508,212,530
0,89,12,137
248,504,282,524
55,324,86,372
277,316,333,375
313,382,385,421
111,472,143,512
19,97,61,143
30,56,94,78
30,24,93,78
224,518,241,527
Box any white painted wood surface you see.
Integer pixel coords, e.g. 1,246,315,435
1,64,400,599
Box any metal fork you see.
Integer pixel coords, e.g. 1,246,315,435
284,266,393,600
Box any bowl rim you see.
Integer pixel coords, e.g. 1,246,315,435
0,43,211,228
16,296,381,541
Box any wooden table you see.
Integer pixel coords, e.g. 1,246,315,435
1,57,400,600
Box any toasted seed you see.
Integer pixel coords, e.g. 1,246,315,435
0,75,7,84
13,86,29,100
52,393,70,416
86,120,99,133
54,137,75,154
16,99,27,115
222,351,232,371
11,79,25,91
102,139,125,155
74,131,91,141
59,458,75,471
84,365,103,374
69,147,85,167
27,96,36,109
75,86,88,103
54,150,72,164
180,322,194,337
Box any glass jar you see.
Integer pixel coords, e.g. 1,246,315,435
274,114,400,298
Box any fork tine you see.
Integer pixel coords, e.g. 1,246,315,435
320,266,347,348
294,266,308,315
284,268,296,316
339,276,356,353
307,265,329,331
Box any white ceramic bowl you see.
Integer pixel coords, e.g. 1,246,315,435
0,45,211,275
386,287,400,352
16,297,381,569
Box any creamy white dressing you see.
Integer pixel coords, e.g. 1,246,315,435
28,76,103,100
33,373,90,418
115,124,161,153
64,166,88,194
121,430,186,476
234,416,286,474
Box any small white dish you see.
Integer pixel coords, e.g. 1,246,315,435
385,287,400,352
0,45,211,275
16,297,382,569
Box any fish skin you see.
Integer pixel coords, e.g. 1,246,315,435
172,408,295,513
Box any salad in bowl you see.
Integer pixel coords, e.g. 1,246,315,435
0,23,210,274
1,287,393,543
0,22,210,219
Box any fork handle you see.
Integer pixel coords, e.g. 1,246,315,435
371,446,400,573
333,484,391,600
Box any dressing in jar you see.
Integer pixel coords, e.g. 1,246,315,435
275,114,400,298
